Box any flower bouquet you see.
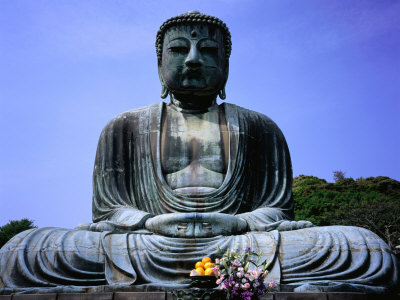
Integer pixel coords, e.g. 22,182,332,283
213,247,277,300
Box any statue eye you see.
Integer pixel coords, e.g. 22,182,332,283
169,46,189,54
200,46,218,55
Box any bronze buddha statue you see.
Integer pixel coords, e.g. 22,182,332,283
0,11,397,294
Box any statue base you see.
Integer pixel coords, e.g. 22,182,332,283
0,290,399,300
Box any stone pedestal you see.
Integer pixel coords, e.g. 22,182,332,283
0,292,399,300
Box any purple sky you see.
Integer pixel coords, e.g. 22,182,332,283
1,0,399,228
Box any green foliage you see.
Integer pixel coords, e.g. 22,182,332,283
0,219,36,248
293,175,400,256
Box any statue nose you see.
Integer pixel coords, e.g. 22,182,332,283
185,46,202,68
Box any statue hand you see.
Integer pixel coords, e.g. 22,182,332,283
75,221,129,232
276,220,313,231
144,213,248,238
90,221,119,232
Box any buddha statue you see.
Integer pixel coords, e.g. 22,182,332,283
0,12,398,294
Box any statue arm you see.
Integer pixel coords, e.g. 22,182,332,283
105,207,154,229
233,111,312,232
76,208,153,232
89,113,154,232
236,207,312,232
236,207,290,230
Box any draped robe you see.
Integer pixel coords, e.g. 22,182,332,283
0,103,398,293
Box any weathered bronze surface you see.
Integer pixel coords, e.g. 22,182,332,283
0,11,398,294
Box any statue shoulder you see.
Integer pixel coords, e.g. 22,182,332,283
224,102,283,133
101,102,163,133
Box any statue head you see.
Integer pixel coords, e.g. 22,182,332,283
156,11,232,106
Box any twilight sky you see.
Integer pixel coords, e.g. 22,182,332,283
0,0,399,228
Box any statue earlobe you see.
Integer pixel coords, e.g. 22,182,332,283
158,65,169,99
218,88,226,100
219,62,229,100
161,83,169,99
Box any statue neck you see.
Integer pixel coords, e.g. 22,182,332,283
170,94,217,113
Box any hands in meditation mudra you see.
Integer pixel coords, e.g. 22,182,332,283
0,11,397,294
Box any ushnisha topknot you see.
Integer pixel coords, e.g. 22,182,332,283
156,11,232,62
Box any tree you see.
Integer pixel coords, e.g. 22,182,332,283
333,170,346,182
0,219,37,248
294,175,400,257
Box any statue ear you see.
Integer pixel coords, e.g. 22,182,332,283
219,61,229,100
219,88,226,100
158,64,169,99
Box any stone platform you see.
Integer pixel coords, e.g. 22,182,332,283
0,292,399,300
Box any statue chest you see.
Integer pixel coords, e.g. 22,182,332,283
160,105,228,193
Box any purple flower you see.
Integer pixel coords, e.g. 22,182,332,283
241,291,254,300
232,259,241,267
246,247,251,253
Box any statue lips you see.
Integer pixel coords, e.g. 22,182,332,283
181,67,205,89
183,67,202,78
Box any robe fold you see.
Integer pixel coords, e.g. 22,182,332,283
0,103,398,293
92,102,294,224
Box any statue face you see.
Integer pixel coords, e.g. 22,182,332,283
160,24,227,98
